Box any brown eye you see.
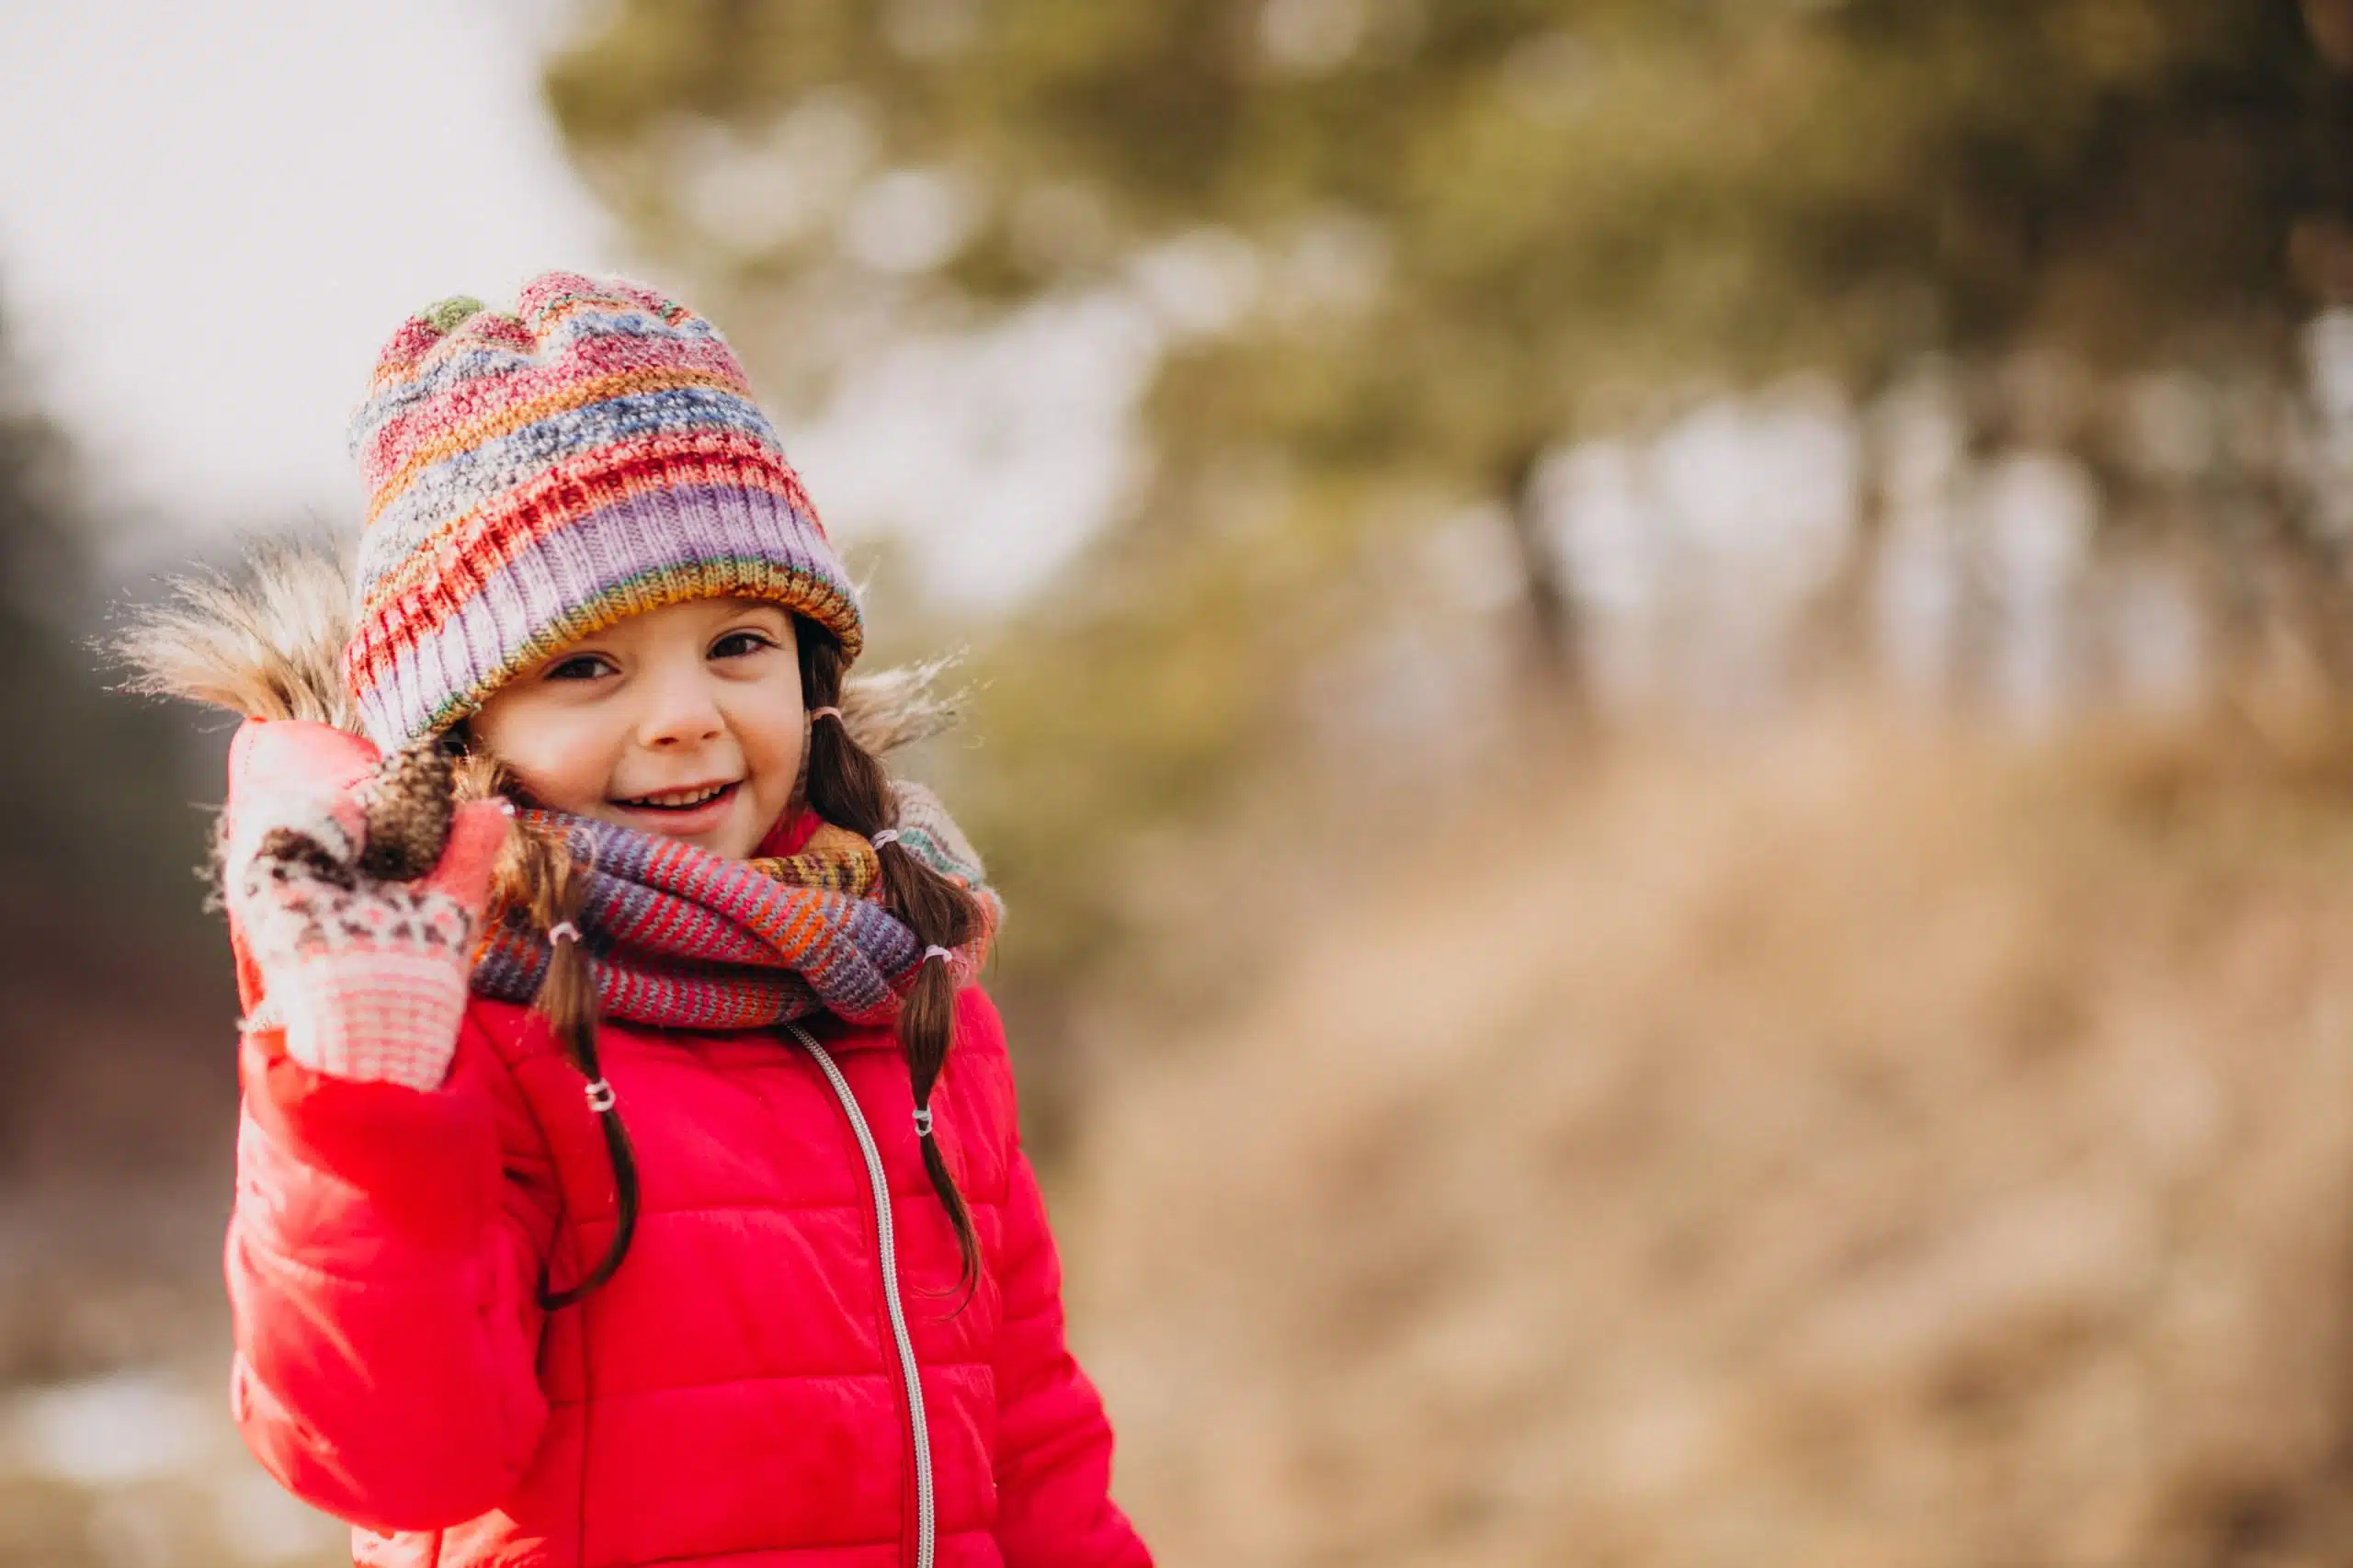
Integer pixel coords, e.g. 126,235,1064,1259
545,654,611,682
710,631,775,660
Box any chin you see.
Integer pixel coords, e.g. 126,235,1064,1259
684,824,748,857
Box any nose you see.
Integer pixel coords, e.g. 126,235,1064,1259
634,660,726,750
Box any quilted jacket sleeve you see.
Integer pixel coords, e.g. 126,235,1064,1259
224,979,557,1533
980,1005,1151,1564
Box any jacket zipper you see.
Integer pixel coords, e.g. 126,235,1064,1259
787,1023,936,1568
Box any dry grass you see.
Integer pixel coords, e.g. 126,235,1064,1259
1069,707,2353,1567
15,702,2353,1566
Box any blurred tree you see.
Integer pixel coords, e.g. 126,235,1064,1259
0,366,209,919
0,309,235,1176
543,0,2352,1046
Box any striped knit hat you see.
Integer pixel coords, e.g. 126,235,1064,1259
341,271,861,749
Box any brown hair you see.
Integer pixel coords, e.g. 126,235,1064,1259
796,619,987,1295
450,612,986,1305
457,750,638,1309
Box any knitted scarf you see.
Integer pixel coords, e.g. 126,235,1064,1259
468,779,999,1031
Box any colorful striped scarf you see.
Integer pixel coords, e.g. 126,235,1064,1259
468,780,999,1030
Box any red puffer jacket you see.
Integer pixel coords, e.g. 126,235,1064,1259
222,846,1150,1566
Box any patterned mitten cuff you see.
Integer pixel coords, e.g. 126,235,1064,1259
233,860,483,1091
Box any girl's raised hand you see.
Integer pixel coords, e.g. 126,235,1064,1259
222,719,510,1092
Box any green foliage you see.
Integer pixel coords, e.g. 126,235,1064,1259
543,0,2349,992
553,0,2343,403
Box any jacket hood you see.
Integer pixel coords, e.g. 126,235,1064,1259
113,536,962,758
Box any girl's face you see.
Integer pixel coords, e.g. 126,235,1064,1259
470,597,805,859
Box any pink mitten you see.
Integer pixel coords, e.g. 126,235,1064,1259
223,720,508,1092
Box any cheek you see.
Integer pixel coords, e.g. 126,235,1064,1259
473,707,617,813
726,684,806,796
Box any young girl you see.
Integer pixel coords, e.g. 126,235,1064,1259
130,273,1151,1567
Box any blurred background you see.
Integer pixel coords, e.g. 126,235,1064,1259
6,1,2353,1562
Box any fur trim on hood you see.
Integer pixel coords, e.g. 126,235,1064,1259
113,537,961,757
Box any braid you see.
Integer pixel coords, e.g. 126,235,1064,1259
453,745,641,1310
798,619,984,1295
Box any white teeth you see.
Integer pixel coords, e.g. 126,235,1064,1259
625,782,732,809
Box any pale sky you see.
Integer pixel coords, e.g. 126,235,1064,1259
0,0,616,562
0,0,1142,609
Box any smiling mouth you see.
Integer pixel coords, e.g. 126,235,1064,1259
612,780,740,812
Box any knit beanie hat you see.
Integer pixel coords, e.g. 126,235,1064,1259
340,271,862,750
